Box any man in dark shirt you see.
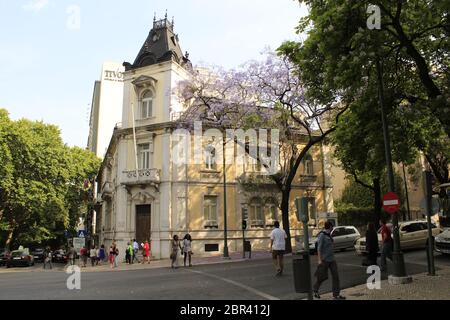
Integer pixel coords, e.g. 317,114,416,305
313,221,345,300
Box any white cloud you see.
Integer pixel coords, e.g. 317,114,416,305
22,0,49,12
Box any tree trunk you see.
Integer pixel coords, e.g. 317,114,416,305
5,228,14,250
373,178,382,228
280,187,292,253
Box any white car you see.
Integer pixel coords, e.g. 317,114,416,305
435,229,450,255
355,220,442,255
309,226,361,254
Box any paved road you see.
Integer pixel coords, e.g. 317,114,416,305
0,249,448,300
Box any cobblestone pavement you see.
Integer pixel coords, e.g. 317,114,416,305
322,267,450,300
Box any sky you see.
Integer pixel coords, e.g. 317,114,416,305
0,0,307,147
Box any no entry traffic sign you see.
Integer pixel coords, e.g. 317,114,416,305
383,192,400,214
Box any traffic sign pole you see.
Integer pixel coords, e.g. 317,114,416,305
376,59,408,280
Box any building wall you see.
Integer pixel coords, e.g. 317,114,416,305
88,62,124,158
97,59,335,261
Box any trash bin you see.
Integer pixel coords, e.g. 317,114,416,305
244,240,251,259
292,251,312,293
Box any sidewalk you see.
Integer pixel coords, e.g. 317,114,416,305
0,250,274,274
322,267,450,300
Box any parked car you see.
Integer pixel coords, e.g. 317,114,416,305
0,249,10,266
435,228,450,255
309,226,361,254
31,248,46,262
52,249,68,263
6,250,34,268
355,220,442,255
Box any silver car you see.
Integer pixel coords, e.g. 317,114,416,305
309,226,361,254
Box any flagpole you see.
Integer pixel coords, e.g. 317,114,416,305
131,103,139,179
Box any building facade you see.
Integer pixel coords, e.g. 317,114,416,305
87,62,125,158
95,16,336,260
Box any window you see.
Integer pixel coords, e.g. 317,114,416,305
138,143,150,169
245,154,261,172
140,91,153,119
268,203,278,221
345,227,356,235
249,197,264,226
303,154,313,175
203,196,218,226
401,223,423,233
331,227,344,237
204,145,217,170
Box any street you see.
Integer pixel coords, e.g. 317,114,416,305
1,249,449,300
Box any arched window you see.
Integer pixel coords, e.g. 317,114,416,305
140,91,153,119
266,198,278,222
249,197,264,226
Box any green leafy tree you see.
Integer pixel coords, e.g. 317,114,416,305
0,109,100,248
279,0,449,138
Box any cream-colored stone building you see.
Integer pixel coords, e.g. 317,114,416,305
94,16,336,260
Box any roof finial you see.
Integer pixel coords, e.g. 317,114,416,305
165,9,167,20
153,12,156,24
172,16,174,28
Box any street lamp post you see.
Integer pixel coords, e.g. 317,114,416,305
376,58,408,280
222,138,229,258
421,157,436,276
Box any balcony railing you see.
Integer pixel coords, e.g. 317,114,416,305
121,168,161,185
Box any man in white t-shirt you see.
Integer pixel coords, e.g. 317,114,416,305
270,220,287,276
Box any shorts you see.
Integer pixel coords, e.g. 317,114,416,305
272,250,285,258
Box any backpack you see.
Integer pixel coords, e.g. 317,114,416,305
315,231,333,252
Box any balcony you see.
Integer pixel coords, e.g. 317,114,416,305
299,174,317,184
121,168,161,185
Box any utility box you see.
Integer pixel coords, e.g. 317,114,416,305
292,252,312,293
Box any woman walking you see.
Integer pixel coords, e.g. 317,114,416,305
182,234,193,267
170,235,182,269
365,222,379,266
109,242,116,269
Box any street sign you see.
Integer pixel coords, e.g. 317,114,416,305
77,230,86,238
383,192,400,214
73,237,85,252
295,198,309,223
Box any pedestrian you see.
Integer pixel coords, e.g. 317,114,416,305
109,244,115,269
80,246,88,267
270,221,287,276
98,244,106,264
380,218,393,272
313,221,345,300
141,240,150,264
364,222,379,266
182,234,193,267
43,247,52,270
132,239,140,263
68,246,76,266
114,243,119,268
90,246,97,267
170,235,182,269
125,242,132,264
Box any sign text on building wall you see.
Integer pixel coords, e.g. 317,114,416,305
104,70,124,82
